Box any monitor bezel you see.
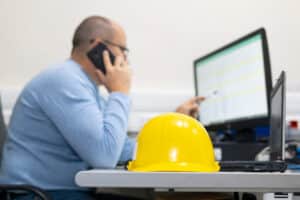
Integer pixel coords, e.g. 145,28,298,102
193,28,272,131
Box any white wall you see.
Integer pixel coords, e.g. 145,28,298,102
0,0,300,131
0,0,300,91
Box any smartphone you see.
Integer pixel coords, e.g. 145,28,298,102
87,42,115,75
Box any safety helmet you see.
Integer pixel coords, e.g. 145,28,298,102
127,112,220,172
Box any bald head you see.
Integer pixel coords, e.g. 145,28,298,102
72,16,115,53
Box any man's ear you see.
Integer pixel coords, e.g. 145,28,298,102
87,39,106,55
91,38,102,46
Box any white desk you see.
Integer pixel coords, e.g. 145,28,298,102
75,170,300,193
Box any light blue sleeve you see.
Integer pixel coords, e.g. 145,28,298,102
119,137,136,163
98,94,136,164
40,79,132,168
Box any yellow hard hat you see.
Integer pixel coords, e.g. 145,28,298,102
127,112,220,172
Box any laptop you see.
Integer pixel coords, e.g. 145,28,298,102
219,71,287,172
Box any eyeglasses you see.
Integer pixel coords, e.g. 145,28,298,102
89,39,129,56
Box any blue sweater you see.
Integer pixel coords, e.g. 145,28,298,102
0,59,135,189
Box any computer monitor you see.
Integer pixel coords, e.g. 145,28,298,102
194,28,272,131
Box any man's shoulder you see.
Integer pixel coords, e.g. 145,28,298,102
39,59,82,82
30,59,92,91
20,59,97,105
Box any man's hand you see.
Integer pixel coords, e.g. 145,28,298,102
175,96,205,118
96,51,131,95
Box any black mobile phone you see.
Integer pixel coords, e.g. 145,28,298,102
87,43,115,75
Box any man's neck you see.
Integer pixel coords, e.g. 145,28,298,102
71,52,100,85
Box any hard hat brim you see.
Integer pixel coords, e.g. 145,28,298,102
127,161,220,172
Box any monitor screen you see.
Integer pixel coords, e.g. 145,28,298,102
194,28,272,130
269,71,285,161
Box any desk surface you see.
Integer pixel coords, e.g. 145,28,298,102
75,170,300,192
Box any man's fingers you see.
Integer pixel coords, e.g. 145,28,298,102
193,96,205,103
95,69,106,83
190,103,200,118
114,56,123,67
103,50,113,71
190,103,199,111
124,59,129,66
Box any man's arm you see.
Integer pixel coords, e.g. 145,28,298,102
41,84,131,169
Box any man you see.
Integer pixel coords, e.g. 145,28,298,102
0,16,203,200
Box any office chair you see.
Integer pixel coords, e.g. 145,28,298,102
0,96,52,200
0,97,6,161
